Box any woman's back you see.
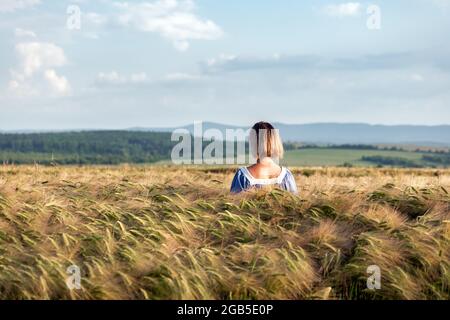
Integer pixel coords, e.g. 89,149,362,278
230,121,298,194
230,165,298,194
247,162,283,180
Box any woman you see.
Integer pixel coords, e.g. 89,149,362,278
230,122,298,194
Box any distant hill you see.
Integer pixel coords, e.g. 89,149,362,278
3,122,450,147
130,122,450,146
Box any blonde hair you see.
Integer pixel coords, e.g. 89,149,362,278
249,122,284,160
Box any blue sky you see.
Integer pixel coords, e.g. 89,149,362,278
0,0,450,130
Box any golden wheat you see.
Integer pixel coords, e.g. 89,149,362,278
0,165,448,300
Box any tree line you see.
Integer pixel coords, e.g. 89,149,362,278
361,154,450,168
0,131,176,165
1,131,449,166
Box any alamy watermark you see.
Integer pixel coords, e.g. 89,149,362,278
66,264,81,290
367,5,382,30
66,5,81,30
366,265,381,290
170,122,281,165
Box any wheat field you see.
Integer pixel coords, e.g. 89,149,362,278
0,165,449,300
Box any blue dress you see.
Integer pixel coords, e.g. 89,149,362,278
230,167,298,194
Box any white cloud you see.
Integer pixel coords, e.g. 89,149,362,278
323,2,362,17
97,71,149,85
411,73,424,82
206,53,237,68
164,72,201,81
14,28,37,38
7,79,38,97
9,41,71,97
97,71,125,84
70,12,107,40
430,0,450,9
15,42,67,77
114,0,223,51
85,12,108,25
44,69,71,96
0,0,40,12
130,72,148,83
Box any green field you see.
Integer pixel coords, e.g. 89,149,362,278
283,148,425,167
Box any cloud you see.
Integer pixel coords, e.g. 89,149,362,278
9,41,71,97
202,52,449,74
162,72,204,85
97,71,125,84
323,2,362,17
85,12,108,26
203,53,321,73
206,54,237,68
0,0,40,12
74,12,108,40
411,73,424,82
44,69,71,96
15,41,67,77
164,72,201,81
15,28,37,38
96,71,149,85
430,0,450,9
95,71,204,89
114,0,223,51
130,72,148,83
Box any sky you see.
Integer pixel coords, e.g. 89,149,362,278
0,0,450,130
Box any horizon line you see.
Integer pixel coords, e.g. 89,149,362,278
2,121,450,133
